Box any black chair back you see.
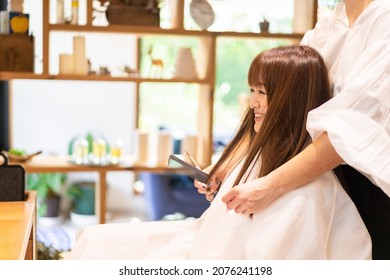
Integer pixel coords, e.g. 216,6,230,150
0,151,25,201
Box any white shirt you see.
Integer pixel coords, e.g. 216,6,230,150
302,1,390,196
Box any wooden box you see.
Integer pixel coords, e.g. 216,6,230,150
106,4,160,27
0,34,34,72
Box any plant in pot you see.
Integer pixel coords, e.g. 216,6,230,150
67,181,97,226
259,16,270,33
27,173,67,218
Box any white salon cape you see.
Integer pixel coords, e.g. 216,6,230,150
302,0,390,196
68,158,370,260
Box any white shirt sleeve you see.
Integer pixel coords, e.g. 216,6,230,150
307,40,390,196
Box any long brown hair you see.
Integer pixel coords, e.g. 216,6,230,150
209,45,331,186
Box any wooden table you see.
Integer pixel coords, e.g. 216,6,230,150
14,155,185,224
0,191,37,260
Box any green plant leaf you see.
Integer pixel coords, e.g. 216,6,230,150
26,172,67,216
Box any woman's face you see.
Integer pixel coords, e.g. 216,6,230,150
249,84,268,133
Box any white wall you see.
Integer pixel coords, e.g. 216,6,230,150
11,79,140,218
11,80,136,155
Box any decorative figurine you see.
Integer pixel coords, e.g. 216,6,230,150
147,47,164,77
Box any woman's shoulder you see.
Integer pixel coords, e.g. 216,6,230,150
364,0,390,29
374,0,390,9
367,1,390,21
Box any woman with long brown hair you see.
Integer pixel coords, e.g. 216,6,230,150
207,46,332,192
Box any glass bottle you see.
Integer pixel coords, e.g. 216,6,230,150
73,137,89,164
110,138,124,164
92,137,107,164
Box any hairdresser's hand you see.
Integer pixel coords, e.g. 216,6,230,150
222,176,282,214
194,179,220,202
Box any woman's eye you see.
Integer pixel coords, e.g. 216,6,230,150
250,88,266,95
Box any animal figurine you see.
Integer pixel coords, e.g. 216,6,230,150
147,47,164,77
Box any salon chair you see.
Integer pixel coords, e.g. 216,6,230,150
139,172,210,221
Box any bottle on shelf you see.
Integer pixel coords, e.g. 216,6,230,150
110,138,124,164
92,137,107,165
56,0,64,24
71,0,79,25
72,137,89,164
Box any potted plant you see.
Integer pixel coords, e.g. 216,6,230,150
27,173,67,217
67,181,97,226
259,16,270,33
67,181,95,215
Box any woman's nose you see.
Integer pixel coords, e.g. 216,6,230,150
250,100,260,109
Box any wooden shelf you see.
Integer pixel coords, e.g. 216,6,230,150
49,75,211,84
15,155,190,173
48,23,304,40
215,31,304,40
0,72,48,81
11,156,193,224
49,24,209,37
0,72,211,84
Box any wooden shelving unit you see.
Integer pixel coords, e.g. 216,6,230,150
1,0,318,166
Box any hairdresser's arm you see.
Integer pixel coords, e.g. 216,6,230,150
222,132,343,214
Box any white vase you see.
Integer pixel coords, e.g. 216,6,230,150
174,47,198,79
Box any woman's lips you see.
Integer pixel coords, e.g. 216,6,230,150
254,113,265,121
